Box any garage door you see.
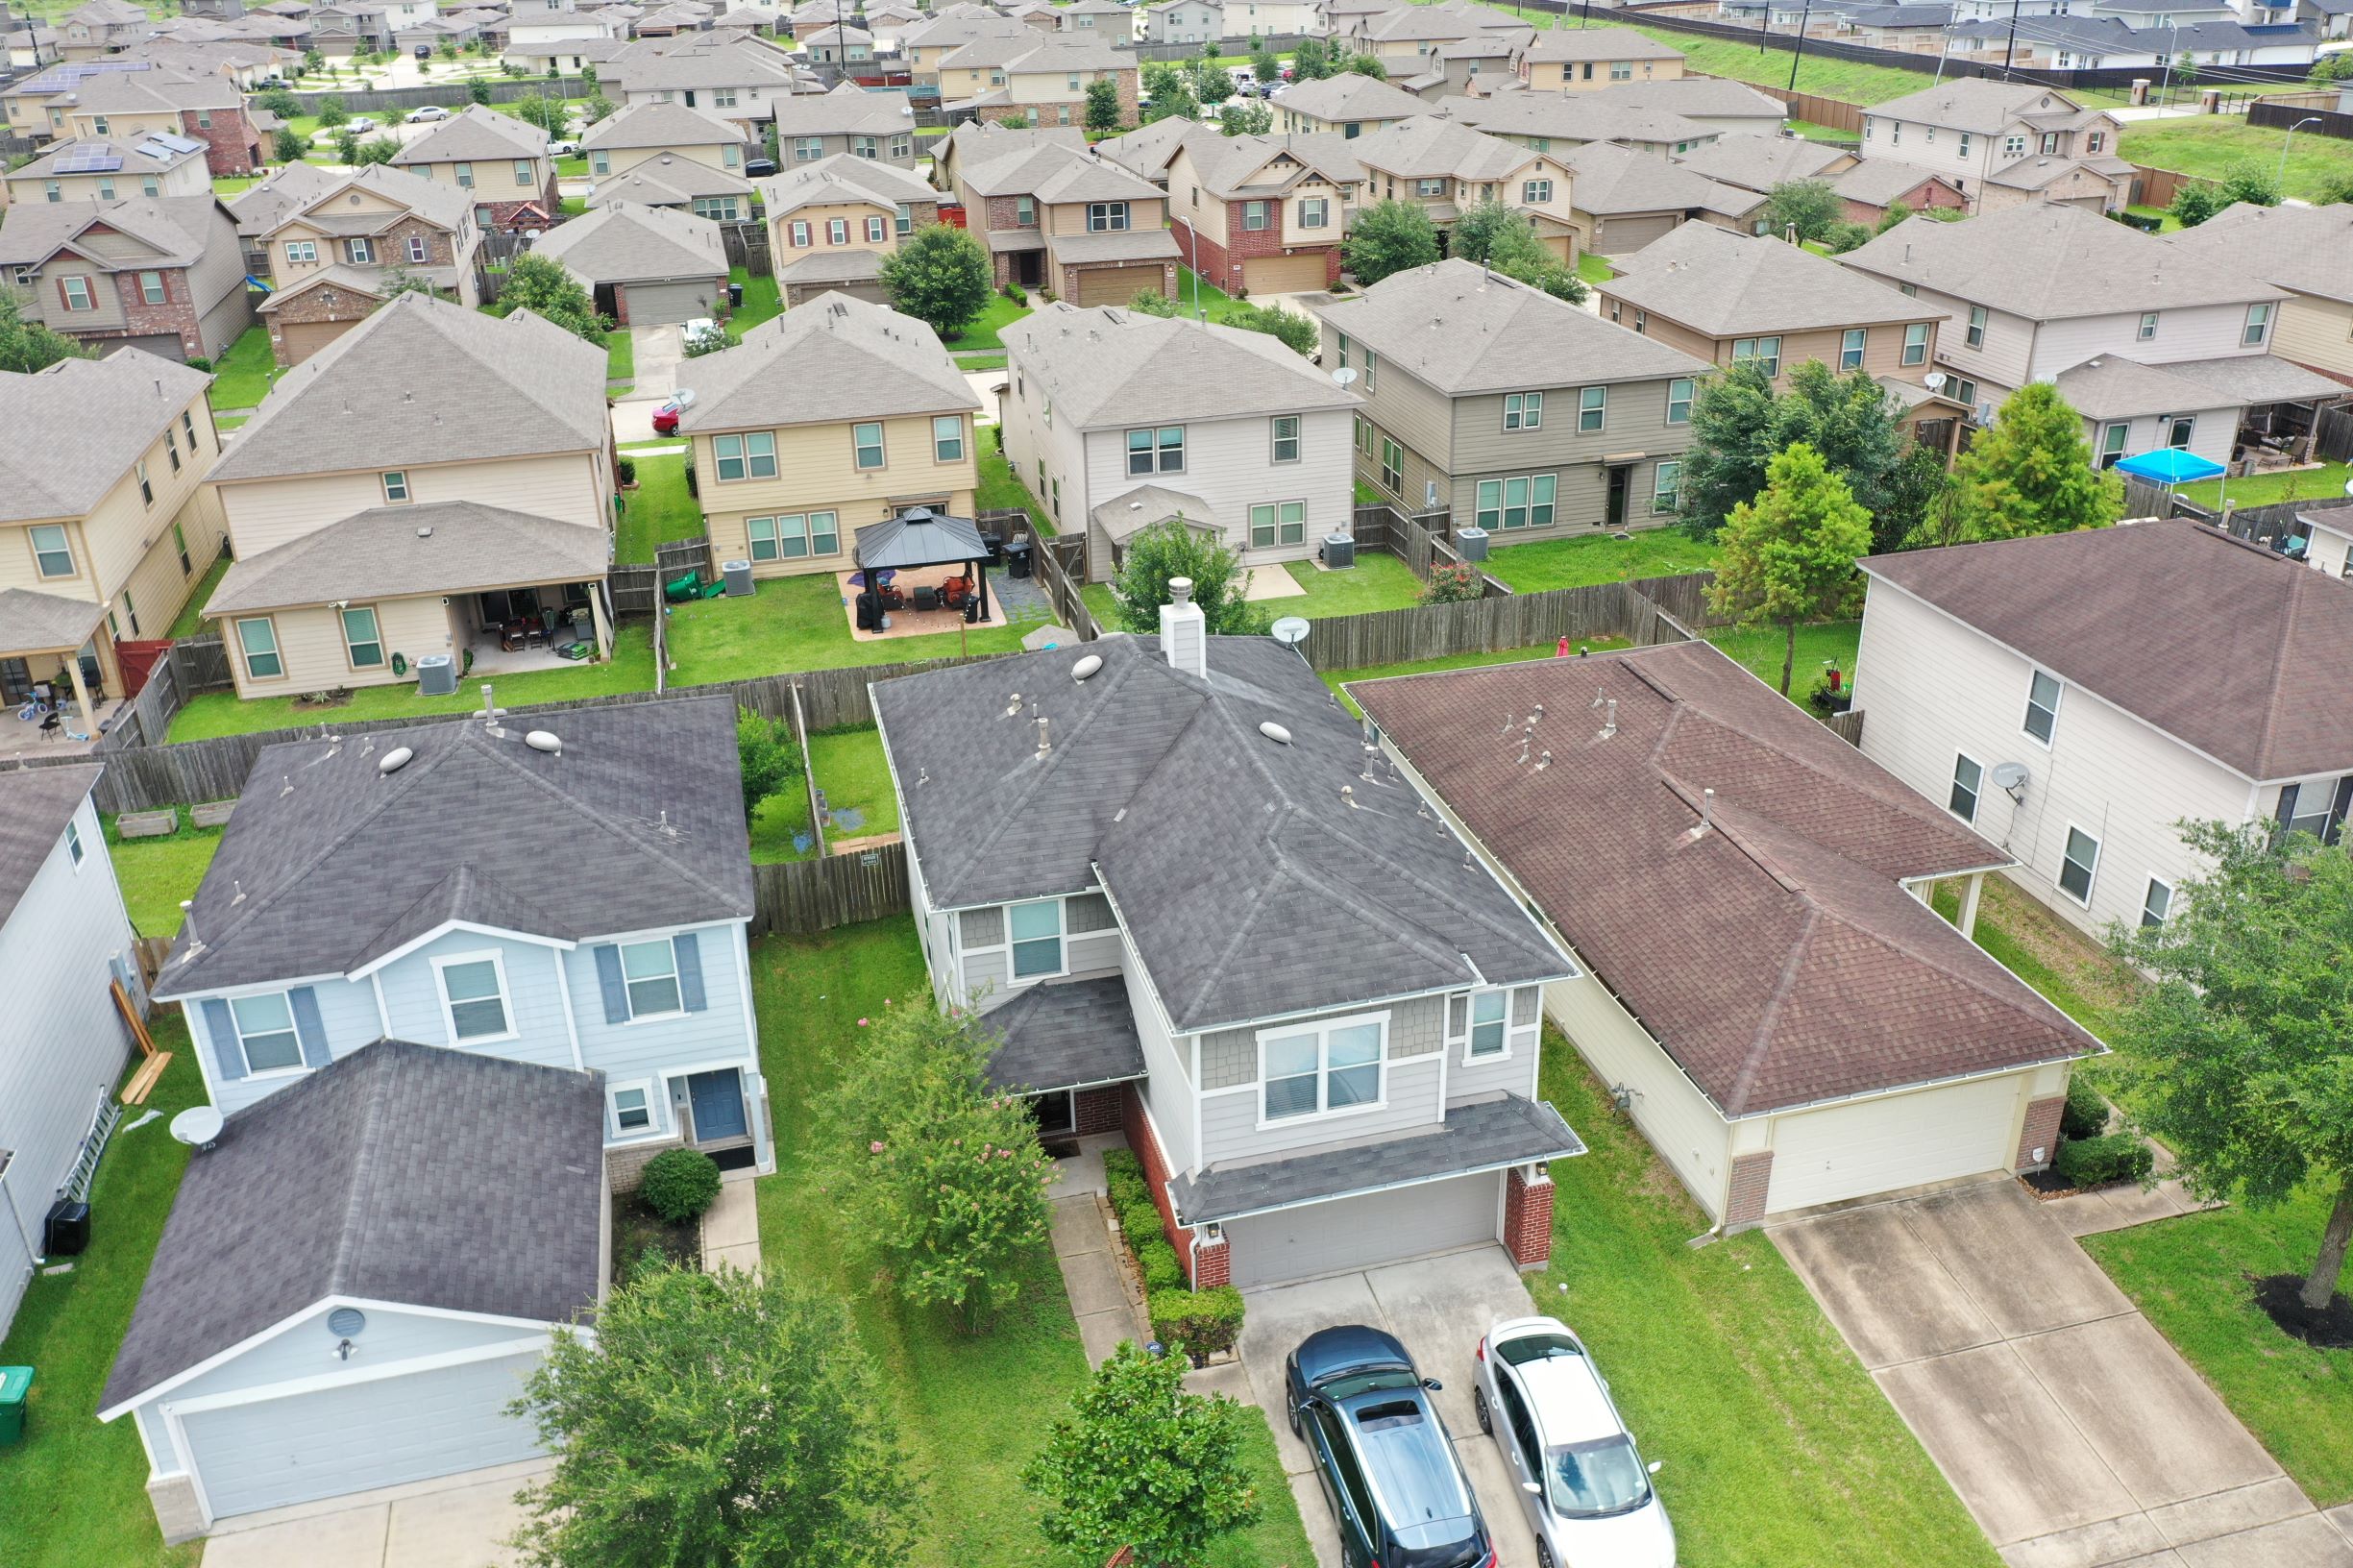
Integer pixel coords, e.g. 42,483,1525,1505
1221,1172,1501,1290
179,1350,546,1521
1075,266,1153,306
625,279,718,326
277,319,353,366
1244,252,1326,295
1766,1074,2022,1214
102,333,189,362
1596,213,1679,257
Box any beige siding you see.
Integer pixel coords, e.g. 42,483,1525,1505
220,453,607,557
407,155,554,199
695,413,979,578
35,256,128,330
224,592,454,698
771,199,898,260
0,388,221,614
1545,968,1729,1217
1451,377,1692,476
600,141,740,178
1322,319,1455,470
2269,291,2353,382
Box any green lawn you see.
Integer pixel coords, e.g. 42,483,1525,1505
953,351,1010,371
748,724,900,862
1487,529,1719,593
1280,552,1425,617
1324,641,1628,715
166,624,657,740
1081,581,1121,630
205,325,278,412
102,814,223,938
748,919,1312,1568
615,450,704,563
666,574,1041,683
0,1028,207,1568
556,154,589,178
943,292,1034,354
163,551,231,640
978,446,1053,537
1615,20,1942,104
731,268,782,333
1703,619,1862,699
1788,119,1858,142
1576,251,1616,286
604,327,634,383
209,174,257,197
2119,115,2353,206
2178,460,2351,513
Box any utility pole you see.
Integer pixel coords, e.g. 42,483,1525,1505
2001,0,2021,82
1932,20,1954,85
1784,0,1814,94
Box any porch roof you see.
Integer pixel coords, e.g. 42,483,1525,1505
981,975,1146,1095
0,586,107,657
207,500,609,614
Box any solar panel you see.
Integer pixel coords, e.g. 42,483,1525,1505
52,149,125,173
147,132,205,154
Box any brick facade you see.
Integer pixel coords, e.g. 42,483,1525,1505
1839,177,1967,226
1072,1083,1123,1136
1503,1164,1555,1270
1190,1229,1230,1287
605,1136,687,1194
1123,1081,1206,1282
972,70,1140,130
2016,1093,2066,1172
111,269,208,358
380,213,461,272
1724,1150,1774,1231
264,279,384,365
181,106,260,177
1175,214,1341,298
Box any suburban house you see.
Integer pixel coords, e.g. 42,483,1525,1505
1,132,211,207
1092,114,1205,188
1000,302,1360,578
581,97,752,188
951,136,1178,301
586,154,758,219
1589,74,1789,137
1400,33,1519,97
2160,202,2353,387
387,103,558,230
1826,158,1971,224
1855,520,2353,946
0,352,230,723
1855,79,2132,213
758,152,938,306
108,695,766,1541
0,194,253,362
1312,259,1711,536
1338,0,1530,72
796,20,872,61
1348,115,1582,260
770,81,922,168
505,0,626,51
1164,130,1361,297
897,10,1032,86
1666,130,1852,196
1435,90,1719,160
250,162,484,324
307,2,396,54
674,291,982,581
1558,137,1766,255
1272,72,1429,138
1841,204,2342,462
873,625,1585,1289
1355,641,2101,1228
930,117,1085,198
0,61,257,174
6,22,63,70
936,34,1137,129
1058,0,1135,38
202,292,616,700
1512,26,1686,90
1138,0,1222,44
57,0,155,58
535,200,730,327
2301,500,2353,577
0,767,140,1337
611,33,804,135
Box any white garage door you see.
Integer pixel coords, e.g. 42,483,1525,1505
1766,1074,2022,1214
180,1350,546,1521
625,279,718,326
1222,1172,1501,1289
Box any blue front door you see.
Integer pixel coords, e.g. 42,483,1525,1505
687,1069,748,1142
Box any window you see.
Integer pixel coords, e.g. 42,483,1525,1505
1633,309,1646,334
1414,177,1445,199
715,88,738,109
30,524,73,578
1964,306,1986,349
1299,196,1329,229
1476,475,1556,529
230,992,305,1073
346,237,373,264
2243,303,2271,348
340,605,383,668
1088,201,1132,232
890,134,913,159
2100,422,2129,468
165,427,180,474
381,470,409,502
713,431,776,480
1901,322,1928,367
1271,415,1301,462
63,815,86,869
2162,413,2194,450
896,204,914,236
1015,195,1036,227
1840,328,1866,370
1949,752,1983,822
1126,425,1184,475
183,408,197,452
137,270,166,306
454,160,474,186
1249,499,1307,547
91,115,108,135
827,217,849,245
1667,378,1693,424
2058,825,2100,905
2138,311,2158,341
1379,437,1402,492
695,197,743,221
1336,331,1349,371
609,1082,654,1136
2040,132,2059,155
513,159,532,187
852,421,885,469
1578,385,1605,432
1651,460,1679,515
865,214,887,243
748,511,842,559
932,415,965,463
793,135,823,161
852,135,879,159
1949,376,1978,412
619,938,684,1017
235,617,282,679
2140,877,2171,928
1730,335,1779,377
405,233,428,263
790,219,811,247
1261,1016,1384,1122
2004,133,2026,157
590,149,610,175
1504,392,1542,430
437,955,512,1041
2087,131,2106,155
42,181,60,202
60,276,93,311
1010,899,1063,978
2023,669,2061,745
1959,133,1972,158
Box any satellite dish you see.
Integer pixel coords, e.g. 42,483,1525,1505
169,1106,224,1150
1922,371,1947,393
1990,761,2030,797
1331,366,1359,387
1270,616,1311,648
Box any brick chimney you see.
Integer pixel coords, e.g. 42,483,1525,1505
1159,576,1206,678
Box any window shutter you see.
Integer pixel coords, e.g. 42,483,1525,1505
674,932,708,1013
203,998,247,1081
593,943,628,1023
290,986,331,1068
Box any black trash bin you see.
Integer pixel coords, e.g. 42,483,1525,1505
42,1199,89,1258
1005,539,1033,579
727,282,745,308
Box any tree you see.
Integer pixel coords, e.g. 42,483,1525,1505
1761,179,1842,244
1706,443,1873,695
2313,48,2353,85
1875,200,1912,233
1250,46,1282,85
1022,1342,1262,1568
1445,200,1586,303
1342,53,1386,79
438,38,458,59
2316,170,2353,207
1678,359,1909,541
1941,381,2120,543
468,79,493,105
1141,58,1186,100
379,266,439,300
736,707,804,823
1822,219,1875,254
1341,199,1440,285
810,1003,1057,1332
494,253,611,341
879,223,993,340
1220,99,1271,136
2216,158,2282,208
2172,50,2198,93
0,290,91,375
1292,36,1336,79
2115,823,2353,1314
1874,440,1953,555
256,86,300,117
509,1266,919,1568
513,91,569,134
1226,300,1316,355
2169,180,2227,228
1189,59,1234,106
271,124,306,162
1085,75,1122,134
351,135,402,167
579,90,614,125
1110,520,1265,635
1127,288,1179,316
1144,82,1198,124
317,93,350,128
331,127,361,165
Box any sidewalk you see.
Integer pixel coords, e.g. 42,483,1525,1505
1045,1135,1151,1365
701,1170,761,1276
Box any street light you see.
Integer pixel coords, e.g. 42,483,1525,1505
2278,116,2322,187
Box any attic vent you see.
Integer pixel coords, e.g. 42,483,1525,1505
327,1307,367,1337
1071,653,1103,681
378,746,414,774
1259,721,1291,745
526,729,561,754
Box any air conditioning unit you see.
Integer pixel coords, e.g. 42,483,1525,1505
416,653,457,696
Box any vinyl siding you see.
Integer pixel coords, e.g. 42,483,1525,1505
1445,1034,1538,1104
1074,408,1355,571
2083,406,2236,471
120,485,232,641
1545,968,1729,1217
36,253,130,331
2269,290,2353,381
1841,273,2033,400
997,356,1092,536
185,971,384,1117
224,593,456,698
694,413,978,580
161,1304,535,1407
1316,322,1456,469
405,155,554,198
219,453,609,557
1198,1052,1441,1162
378,929,574,1066
566,920,755,1083
2027,299,2272,382
1128,946,1199,1169
603,141,740,177
1451,377,1693,475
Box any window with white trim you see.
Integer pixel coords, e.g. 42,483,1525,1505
1523,178,1552,204
1667,377,1693,424
381,470,409,502
1840,327,1867,370
1578,385,1605,432
2243,303,2270,348
1249,499,1306,548
852,421,885,469
1730,335,1779,377
406,233,428,263
713,431,777,480
2058,825,2100,905
933,415,965,462
866,214,888,242
1378,436,1403,493
2138,311,2158,341
29,524,73,578
2023,669,2060,745
1901,322,1928,367
1271,414,1301,462
1088,201,1131,232
230,992,304,1073
1504,391,1542,430
1009,899,1063,978
1126,425,1184,475
609,1081,655,1136
1651,459,1679,515
1949,752,1982,822
827,217,849,245
748,511,839,559
1261,1016,1384,1121
1475,475,1556,530
66,819,85,867
790,219,811,247
2140,876,2171,928
437,955,511,1041
620,937,684,1017
341,605,384,669
234,616,282,680
1449,985,1537,1062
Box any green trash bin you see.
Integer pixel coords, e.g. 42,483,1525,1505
0,1366,33,1447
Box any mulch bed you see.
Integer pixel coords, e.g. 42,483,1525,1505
2250,1274,2353,1350
2021,1168,2084,1199
611,1190,700,1284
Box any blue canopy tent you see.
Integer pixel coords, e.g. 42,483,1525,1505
2115,447,2228,502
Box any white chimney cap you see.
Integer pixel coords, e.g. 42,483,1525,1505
1167,576,1194,604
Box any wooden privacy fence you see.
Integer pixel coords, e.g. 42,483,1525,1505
2248,101,2353,140
750,842,912,936
610,537,713,618
1780,89,1863,134
1032,531,1101,642
1298,577,1692,669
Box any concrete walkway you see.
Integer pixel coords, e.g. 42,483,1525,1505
1774,1178,2353,1568
197,1458,550,1568
1045,1135,1151,1365
701,1168,761,1276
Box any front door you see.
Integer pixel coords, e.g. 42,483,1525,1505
685,1068,748,1142
1029,1090,1075,1140
1605,464,1630,529
1017,249,1043,288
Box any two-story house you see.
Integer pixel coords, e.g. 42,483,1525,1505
307,1,395,54
1001,302,1360,578
1588,74,1789,136
1349,115,1581,260
1556,137,1765,255
0,352,230,723
1139,0,1223,45
876,622,1584,1290
759,152,939,306
897,10,1033,87
1272,71,1428,138
1512,25,1686,89
938,33,1137,129
770,81,922,167
1434,88,1718,160
56,0,153,57
1058,0,1136,39
581,100,756,217
535,199,730,326
506,0,626,52
674,291,982,581
1665,129,1852,196
2,60,258,174
2161,202,2353,388
931,117,1084,198
1339,0,1529,72
250,163,483,360
1841,204,2341,462
0,194,252,361
795,20,871,62
1164,129,1360,297
1854,520,2353,943
611,33,804,135
388,103,557,230
202,293,616,699
1856,79,2131,213
1314,259,1712,537
2,132,211,207
954,137,1178,300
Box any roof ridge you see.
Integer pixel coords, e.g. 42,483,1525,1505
1727,903,1816,1115
327,1046,397,1295
2248,556,2305,776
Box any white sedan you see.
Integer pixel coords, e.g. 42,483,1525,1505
1474,1316,1676,1568
404,104,452,123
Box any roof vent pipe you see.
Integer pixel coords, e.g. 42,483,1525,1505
1035,714,1050,756
1598,698,1617,740
1700,787,1714,832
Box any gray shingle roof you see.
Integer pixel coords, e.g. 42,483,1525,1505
1668,131,1849,193
99,1042,604,1413
0,765,102,927
0,193,222,269
874,635,1571,1033
0,351,212,524
2049,354,2231,420
770,79,919,135
1867,77,2105,135
2162,201,2353,306
2157,353,2345,407
0,588,110,657
9,133,206,182
206,499,609,614
1093,115,1208,184
389,102,547,164
756,150,933,217
255,262,388,315
1435,90,1712,151
1605,223,1930,336
1315,259,1708,395
1275,72,1428,123
265,161,478,238
1520,25,1684,60
1559,137,1757,220
580,97,747,150
1003,301,1358,429
1591,75,1787,122
208,292,608,482
536,199,727,284
587,156,755,207
1829,158,1958,208
1046,226,1180,264
157,696,755,996
675,290,978,433
225,159,340,237
981,976,1147,1093
1346,113,1539,182
1172,1094,1583,1224
776,248,884,283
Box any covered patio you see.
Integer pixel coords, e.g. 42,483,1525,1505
0,587,129,758
841,508,996,643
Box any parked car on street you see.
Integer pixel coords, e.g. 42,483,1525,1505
549,138,579,156
1474,1316,1675,1568
651,387,698,435
1287,1325,1495,1568
405,104,452,122
350,115,379,132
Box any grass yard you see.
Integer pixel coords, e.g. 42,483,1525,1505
166,624,657,740
1081,581,1121,630
0,1030,207,1568
1486,529,1719,592
748,724,901,863
205,325,279,412
163,551,231,640
1280,552,1425,617
2119,115,2353,205
1702,619,1862,699
1576,251,1617,286
666,574,1042,683
943,293,1034,354
953,351,1010,371
731,268,782,334
1614,21,1943,104
102,814,224,938
556,155,589,179
748,919,1313,1568
1323,641,1629,715
209,174,257,197
615,450,705,563
604,327,634,384
979,446,1053,537
2177,460,2351,512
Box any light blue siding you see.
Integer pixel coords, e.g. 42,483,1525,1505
377,931,575,1070
566,922,752,1082
137,1404,180,1472
1449,1045,1539,1105
188,979,381,1117
165,1305,540,1404
1198,1055,1445,1164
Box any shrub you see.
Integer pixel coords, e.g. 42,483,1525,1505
1118,1194,1164,1247
2054,1133,2152,1190
1419,561,1482,604
615,454,637,485
1148,1286,1246,1361
1136,1237,1184,1292
1102,1147,1146,1209
2061,1079,2109,1143
1804,671,1851,715
640,1147,723,1223
1002,282,1028,305
183,356,211,373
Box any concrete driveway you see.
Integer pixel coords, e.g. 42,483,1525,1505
1775,1179,2353,1568
628,324,682,402
1238,1248,1545,1568
196,1458,547,1567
